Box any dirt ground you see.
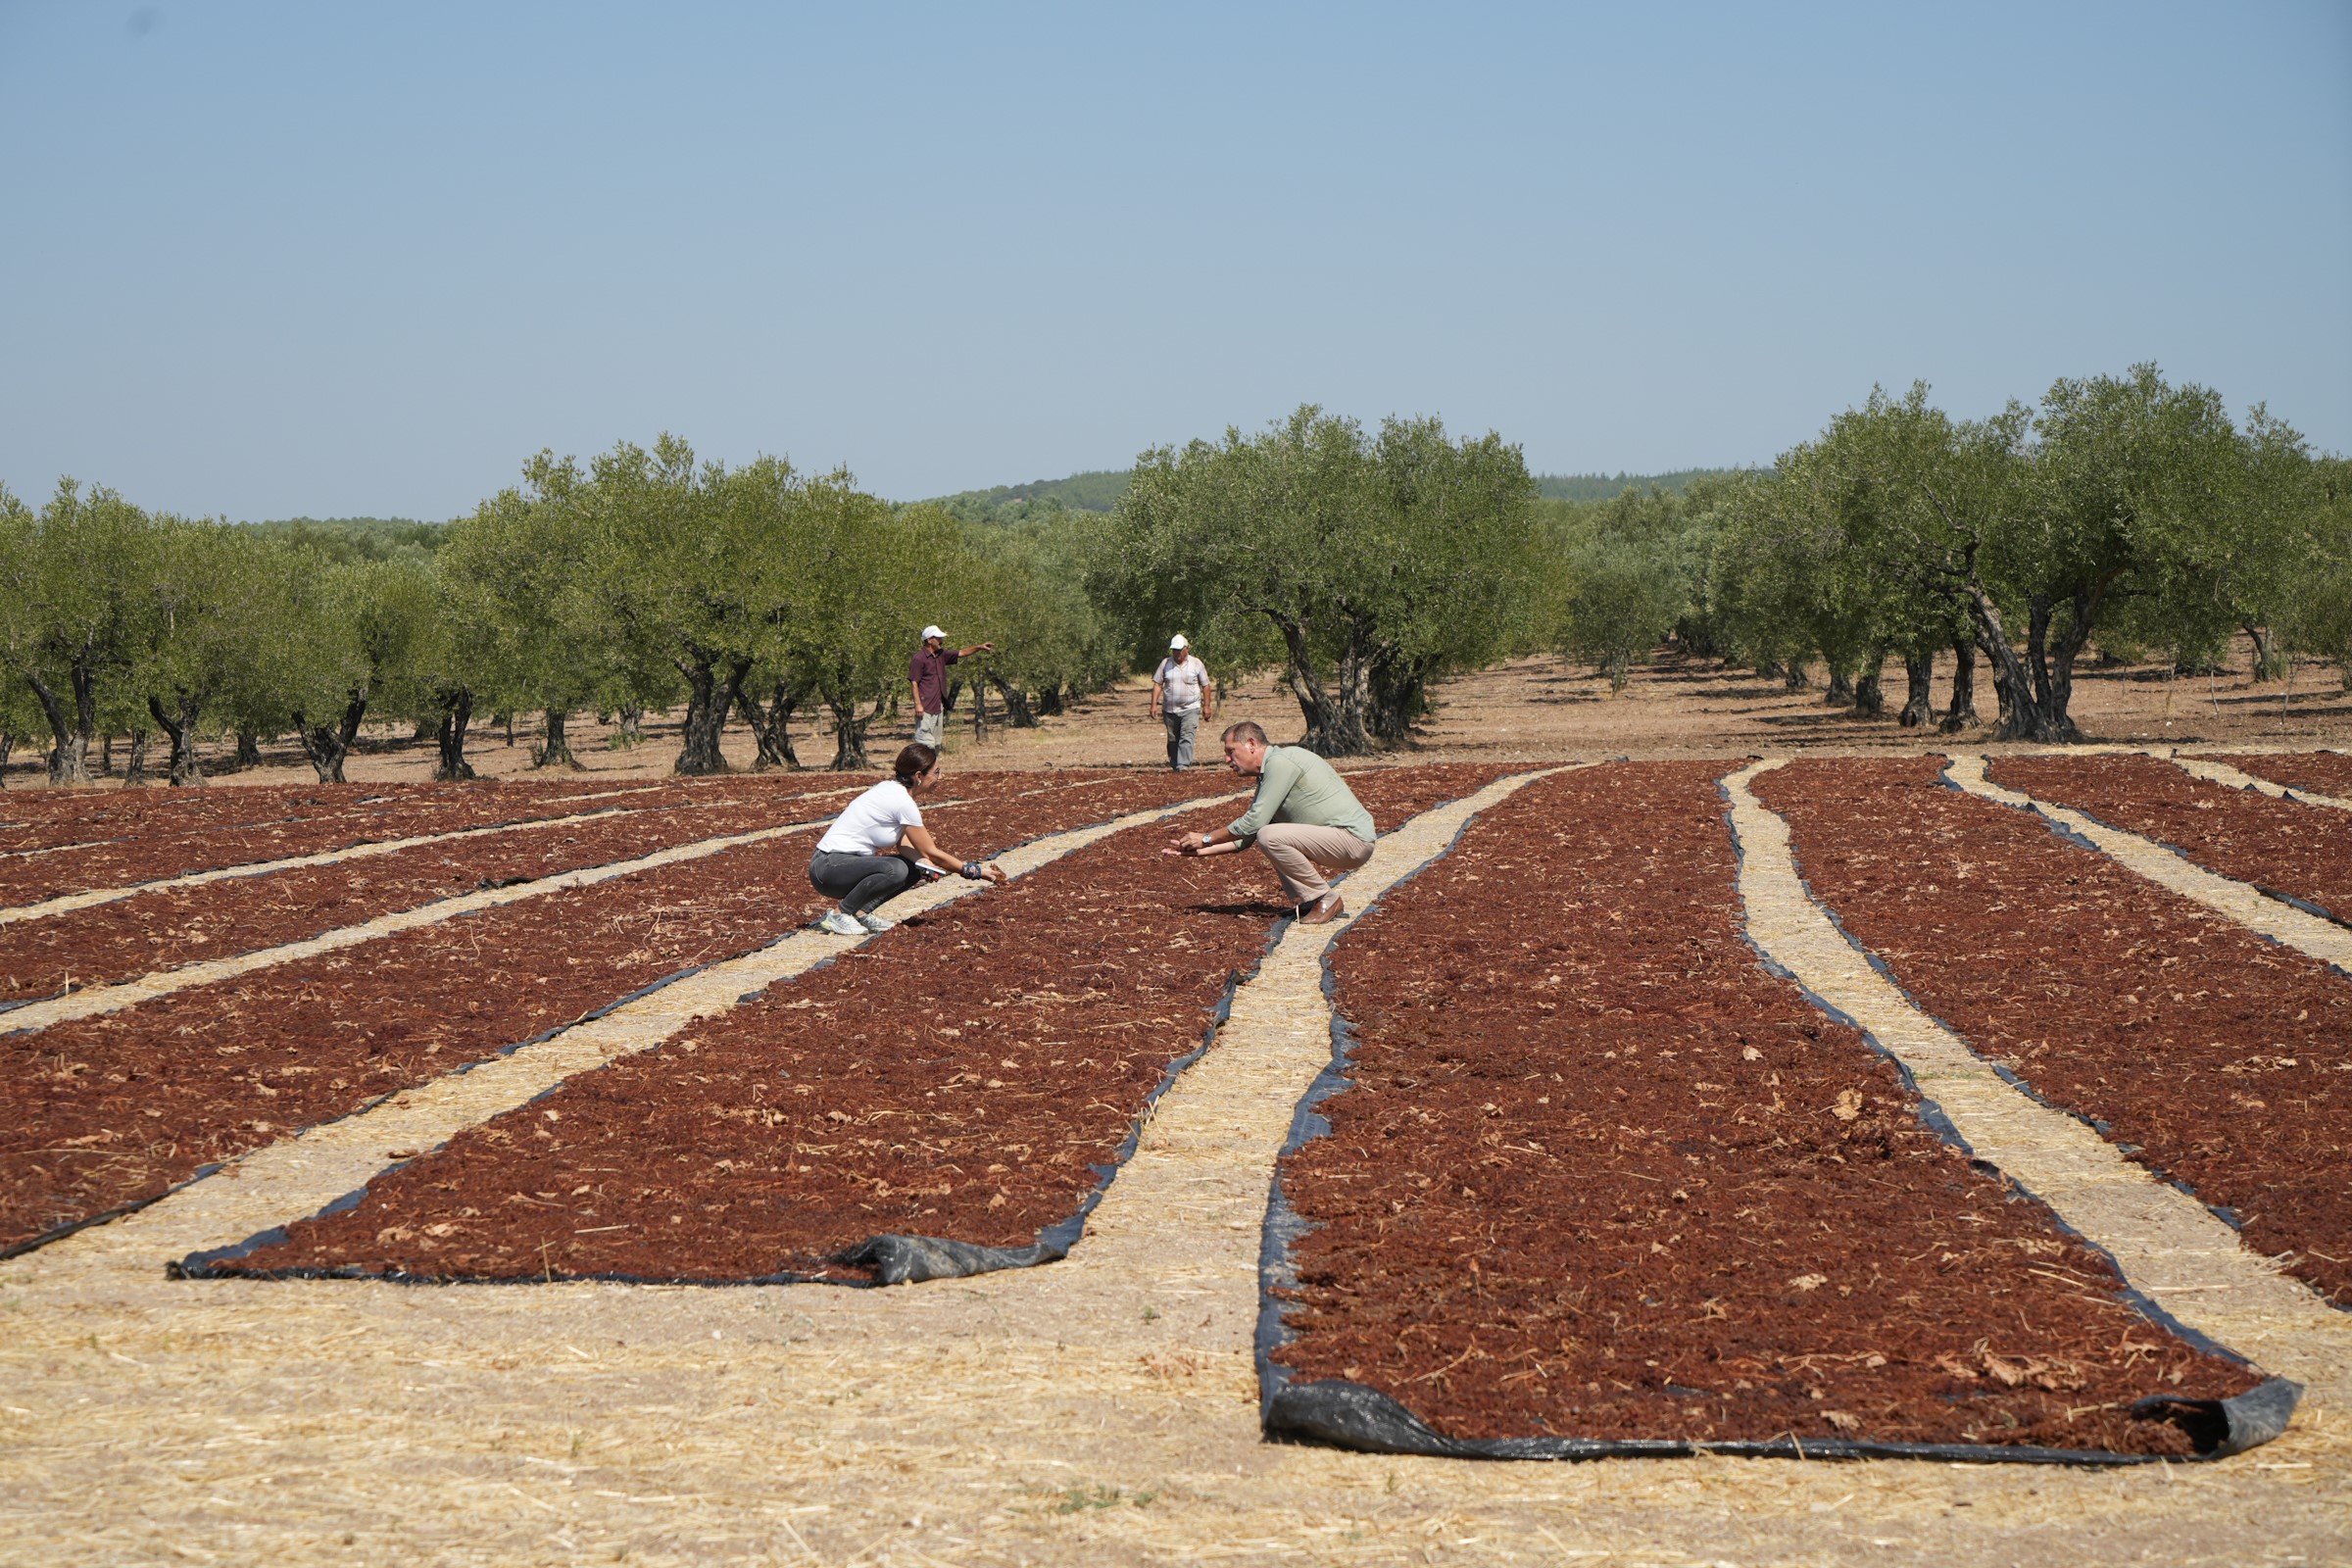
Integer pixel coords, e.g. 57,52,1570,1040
4,654,2350,1566
8,772,2348,1568
9,640,2347,793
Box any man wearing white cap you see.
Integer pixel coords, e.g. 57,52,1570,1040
910,625,994,749
1151,633,1213,769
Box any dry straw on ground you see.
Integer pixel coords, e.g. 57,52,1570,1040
2170,753,2352,812
3,762,2349,1565
44,791,1245,1285
0,808,858,1035
1947,754,2352,975
0,782,681,928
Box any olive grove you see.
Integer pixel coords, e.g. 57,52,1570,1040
3,370,2341,785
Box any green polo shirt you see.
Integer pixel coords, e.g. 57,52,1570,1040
1227,747,1376,845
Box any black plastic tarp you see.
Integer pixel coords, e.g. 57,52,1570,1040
1252,776,2304,1464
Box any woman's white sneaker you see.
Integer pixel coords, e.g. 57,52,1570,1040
856,911,897,933
817,909,865,937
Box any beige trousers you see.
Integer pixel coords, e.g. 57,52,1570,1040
1253,823,1375,904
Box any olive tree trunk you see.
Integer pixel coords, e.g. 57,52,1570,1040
2244,622,2283,682
531,708,582,770
1272,614,1376,758
1367,652,1434,744
147,692,209,787
985,669,1037,729
1897,653,1935,728
294,718,348,782
433,686,476,782
1939,639,1980,732
2000,587,2098,743
292,688,368,783
734,680,806,770
1852,655,1886,716
826,693,889,770
1951,582,2080,743
26,668,96,786
674,654,749,776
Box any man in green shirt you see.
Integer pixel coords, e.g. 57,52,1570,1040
1162,720,1375,925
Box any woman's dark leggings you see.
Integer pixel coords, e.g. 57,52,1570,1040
808,849,919,915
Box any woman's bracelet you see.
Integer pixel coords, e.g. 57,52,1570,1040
958,858,989,880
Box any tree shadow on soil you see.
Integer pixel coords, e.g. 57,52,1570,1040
1697,683,1803,702
2214,692,2352,721
1755,710,1934,730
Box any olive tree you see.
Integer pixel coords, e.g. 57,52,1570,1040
0,480,159,784
1108,407,1539,756
441,454,608,769
770,491,956,770
130,520,290,786
1543,487,1693,696
579,436,772,775
942,518,1124,733
284,557,442,782
2278,456,2352,691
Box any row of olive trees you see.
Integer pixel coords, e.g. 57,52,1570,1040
0,439,1122,786
443,436,1127,776
1529,367,2350,742
12,375,2335,781
0,480,459,786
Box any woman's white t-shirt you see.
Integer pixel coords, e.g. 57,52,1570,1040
816,780,922,855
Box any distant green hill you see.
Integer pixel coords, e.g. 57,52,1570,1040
920,466,1739,521
918,470,1130,523
1535,469,1740,502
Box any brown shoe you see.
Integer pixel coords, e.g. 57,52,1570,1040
1299,893,1346,925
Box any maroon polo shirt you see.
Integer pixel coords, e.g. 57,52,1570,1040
909,645,960,714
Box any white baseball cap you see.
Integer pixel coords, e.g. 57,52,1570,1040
1168,633,1189,650
921,625,945,642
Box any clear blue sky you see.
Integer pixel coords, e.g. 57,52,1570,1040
3,2,2346,520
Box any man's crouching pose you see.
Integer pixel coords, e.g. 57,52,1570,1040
1161,720,1374,925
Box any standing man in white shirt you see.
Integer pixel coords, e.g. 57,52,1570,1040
1151,634,1214,770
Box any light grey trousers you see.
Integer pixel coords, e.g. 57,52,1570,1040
1162,707,1200,768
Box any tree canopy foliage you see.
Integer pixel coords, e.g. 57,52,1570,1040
1693,368,2333,739
1098,407,1542,755
3,370,2339,786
